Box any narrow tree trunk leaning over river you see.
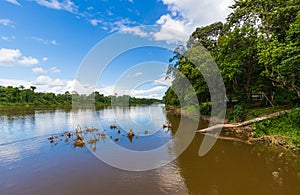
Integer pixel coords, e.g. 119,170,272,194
196,107,300,133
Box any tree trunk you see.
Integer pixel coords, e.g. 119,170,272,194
196,107,299,133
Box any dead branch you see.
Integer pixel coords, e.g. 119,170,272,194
196,107,299,133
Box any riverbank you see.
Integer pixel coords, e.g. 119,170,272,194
165,105,300,155
206,107,300,155
250,108,300,154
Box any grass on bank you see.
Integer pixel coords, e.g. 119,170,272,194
251,109,300,151
206,103,300,153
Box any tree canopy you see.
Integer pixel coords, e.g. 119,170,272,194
164,0,300,111
0,85,161,107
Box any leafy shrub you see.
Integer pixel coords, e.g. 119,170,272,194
199,102,212,115
250,111,259,118
233,104,247,122
183,105,198,113
252,109,300,146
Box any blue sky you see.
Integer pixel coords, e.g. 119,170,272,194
0,0,233,99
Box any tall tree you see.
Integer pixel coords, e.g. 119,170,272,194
228,0,300,98
30,86,36,92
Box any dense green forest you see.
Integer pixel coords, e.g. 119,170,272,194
164,0,300,114
0,85,161,107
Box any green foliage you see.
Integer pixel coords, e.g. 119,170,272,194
182,105,198,113
199,102,212,115
163,88,180,107
258,10,300,97
252,109,300,146
250,111,259,119
226,104,248,122
164,0,300,109
163,22,223,107
233,104,247,122
217,25,263,102
0,85,161,107
187,22,223,50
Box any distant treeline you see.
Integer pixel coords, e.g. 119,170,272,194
0,85,162,107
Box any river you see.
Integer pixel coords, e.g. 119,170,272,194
0,104,299,194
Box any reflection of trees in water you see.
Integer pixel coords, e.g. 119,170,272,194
165,113,181,136
0,108,35,117
174,134,300,194
0,107,74,118
165,112,209,135
164,112,300,194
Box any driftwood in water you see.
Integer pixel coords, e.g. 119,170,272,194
196,107,299,133
196,124,237,133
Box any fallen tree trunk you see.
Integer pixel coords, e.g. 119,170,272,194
196,124,237,133
196,107,299,133
202,133,250,143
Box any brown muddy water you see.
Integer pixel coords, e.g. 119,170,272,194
0,105,299,195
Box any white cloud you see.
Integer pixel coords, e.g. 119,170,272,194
42,57,48,61
0,19,15,28
0,48,39,67
106,9,113,16
31,37,47,44
154,14,190,43
35,76,52,85
89,17,147,38
153,75,173,86
31,37,58,46
1,36,9,41
0,48,21,64
50,78,64,86
51,40,58,45
66,80,96,94
121,26,148,38
155,0,233,42
127,72,143,78
97,85,114,96
35,0,78,13
132,86,168,99
18,56,39,66
32,67,47,73
5,0,21,6
36,78,69,93
96,84,167,99
102,19,149,38
49,67,61,73
0,79,32,89
108,18,136,32
0,77,73,94
22,77,68,93
161,0,233,26
32,66,61,74
128,0,134,3
1,36,15,41
87,6,94,11
90,19,102,26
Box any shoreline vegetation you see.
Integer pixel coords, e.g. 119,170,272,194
0,85,162,109
162,1,299,155
166,105,300,155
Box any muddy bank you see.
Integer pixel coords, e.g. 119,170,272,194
165,106,300,155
